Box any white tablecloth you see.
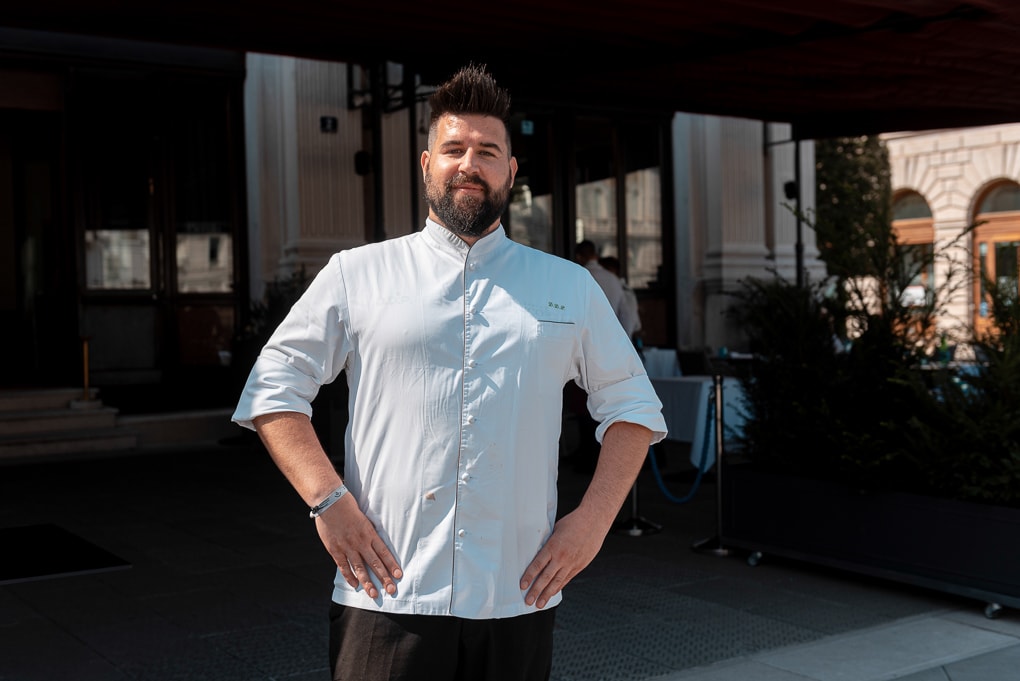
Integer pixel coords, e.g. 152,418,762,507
642,346,682,378
650,376,746,471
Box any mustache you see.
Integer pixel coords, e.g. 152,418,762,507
448,173,490,192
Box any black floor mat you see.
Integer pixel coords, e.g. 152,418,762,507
0,523,131,585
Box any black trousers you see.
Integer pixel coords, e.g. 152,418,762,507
329,603,557,681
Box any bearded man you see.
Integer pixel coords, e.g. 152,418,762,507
232,64,666,681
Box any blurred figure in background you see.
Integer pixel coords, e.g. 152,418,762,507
599,255,642,345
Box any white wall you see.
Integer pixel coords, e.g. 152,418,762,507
673,114,822,352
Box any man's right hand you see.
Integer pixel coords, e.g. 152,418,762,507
251,411,403,599
314,493,403,598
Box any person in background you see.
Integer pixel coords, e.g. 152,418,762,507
232,64,666,681
567,242,644,474
599,255,642,344
574,239,627,324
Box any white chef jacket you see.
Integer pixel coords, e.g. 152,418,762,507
233,219,667,619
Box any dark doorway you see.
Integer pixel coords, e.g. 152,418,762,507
0,109,78,388
70,70,244,412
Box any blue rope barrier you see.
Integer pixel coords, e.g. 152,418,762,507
649,383,715,504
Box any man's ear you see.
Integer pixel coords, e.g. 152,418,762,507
509,156,519,188
421,150,430,178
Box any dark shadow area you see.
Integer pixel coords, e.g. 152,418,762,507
0,523,130,585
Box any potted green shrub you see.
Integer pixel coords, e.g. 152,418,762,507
721,260,1020,618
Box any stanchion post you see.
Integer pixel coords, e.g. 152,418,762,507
691,374,730,556
613,448,663,537
82,336,91,402
71,336,102,410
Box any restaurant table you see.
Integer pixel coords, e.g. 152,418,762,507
616,349,747,535
649,375,746,471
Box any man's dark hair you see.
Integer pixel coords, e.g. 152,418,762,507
427,64,512,149
599,255,621,275
576,239,598,259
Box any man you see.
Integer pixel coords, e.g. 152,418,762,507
599,255,642,342
575,239,628,329
233,64,666,681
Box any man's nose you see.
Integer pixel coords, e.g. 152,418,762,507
459,148,478,172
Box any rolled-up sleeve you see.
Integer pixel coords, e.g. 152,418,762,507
232,254,351,430
578,282,668,445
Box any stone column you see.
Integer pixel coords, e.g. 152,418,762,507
700,116,773,352
244,54,368,297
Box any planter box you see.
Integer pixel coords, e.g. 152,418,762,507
721,464,1020,616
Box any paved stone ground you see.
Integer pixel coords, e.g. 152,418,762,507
0,439,1015,681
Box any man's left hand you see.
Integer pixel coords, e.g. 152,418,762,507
520,421,654,608
519,508,603,608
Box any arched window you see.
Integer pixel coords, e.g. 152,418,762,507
979,183,1020,213
892,191,934,307
893,192,933,220
973,182,1020,335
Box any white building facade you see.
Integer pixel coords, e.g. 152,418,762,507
885,124,1020,343
244,55,825,356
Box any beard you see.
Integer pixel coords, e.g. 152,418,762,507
425,171,512,238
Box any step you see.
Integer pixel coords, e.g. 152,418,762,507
0,406,119,437
120,408,237,448
0,427,139,463
0,408,240,464
0,388,97,413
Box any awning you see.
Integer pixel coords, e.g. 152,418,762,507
2,0,1019,138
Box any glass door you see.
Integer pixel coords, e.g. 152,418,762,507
76,72,164,389
573,118,618,256
73,71,242,406
508,112,557,253
507,110,670,346
166,78,239,388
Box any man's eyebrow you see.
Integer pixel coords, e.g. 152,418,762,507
478,140,505,153
438,139,505,154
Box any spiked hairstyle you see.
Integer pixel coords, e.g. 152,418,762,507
427,64,512,151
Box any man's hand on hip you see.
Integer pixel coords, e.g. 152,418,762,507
315,494,403,599
519,508,603,609
520,420,653,608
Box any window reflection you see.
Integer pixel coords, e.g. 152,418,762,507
508,114,554,253
625,167,662,289
994,241,1019,304
176,221,233,293
974,182,1020,334
892,191,934,308
172,85,234,293
898,243,934,307
576,176,617,253
574,118,617,257
509,183,553,252
85,229,150,290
